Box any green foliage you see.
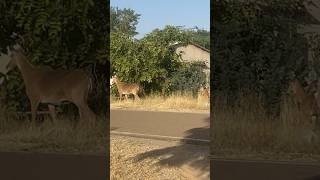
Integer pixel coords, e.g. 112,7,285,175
111,25,192,94
110,7,140,37
188,28,210,50
0,0,108,114
212,0,308,114
110,7,209,95
169,62,207,96
142,25,191,47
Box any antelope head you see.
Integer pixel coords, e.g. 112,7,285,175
110,75,117,86
6,46,23,72
110,78,114,86
287,79,301,96
111,75,118,83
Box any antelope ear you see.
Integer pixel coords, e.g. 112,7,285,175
305,76,312,85
14,44,24,52
8,45,15,51
288,71,296,80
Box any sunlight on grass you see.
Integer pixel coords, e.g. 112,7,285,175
110,93,209,113
0,113,107,154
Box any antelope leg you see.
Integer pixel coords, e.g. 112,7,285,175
30,99,40,123
48,104,57,122
134,94,140,101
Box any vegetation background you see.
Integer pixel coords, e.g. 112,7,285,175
211,0,320,159
110,7,210,97
0,0,108,154
0,0,108,116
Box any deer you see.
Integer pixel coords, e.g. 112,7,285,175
6,45,96,125
110,75,143,101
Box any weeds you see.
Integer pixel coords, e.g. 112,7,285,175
211,92,320,161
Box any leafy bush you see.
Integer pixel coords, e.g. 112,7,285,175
212,0,308,115
110,26,191,94
169,62,207,96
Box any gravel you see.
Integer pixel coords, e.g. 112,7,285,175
111,135,209,180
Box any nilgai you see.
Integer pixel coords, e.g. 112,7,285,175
110,75,143,101
6,46,96,125
287,79,319,119
198,86,210,106
287,79,319,143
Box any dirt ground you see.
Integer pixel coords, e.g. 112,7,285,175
111,135,210,180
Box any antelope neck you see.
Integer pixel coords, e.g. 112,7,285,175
16,54,36,84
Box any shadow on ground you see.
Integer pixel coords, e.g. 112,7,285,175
134,117,210,177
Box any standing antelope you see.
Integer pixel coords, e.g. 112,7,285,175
110,75,143,101
198,86,210,99
198,86,210,107
287,79,319,142
288,79,319,118
6,46,96,125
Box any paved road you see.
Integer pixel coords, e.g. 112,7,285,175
110,109,210,144
211,159,320,180
0,151,108,180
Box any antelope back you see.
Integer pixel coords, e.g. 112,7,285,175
198,86,210,99
288,79,319,121
112,76,141,94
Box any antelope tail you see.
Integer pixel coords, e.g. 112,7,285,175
88,75,93,93
140,85,145,96
83,75,93,103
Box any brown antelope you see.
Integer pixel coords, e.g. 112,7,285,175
110,75,143,101
198,86,210,107
287,79,319,129
198,86,210,99
6,46,96,125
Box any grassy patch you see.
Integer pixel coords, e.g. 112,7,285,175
110,93,209,113
0,111,107,154
211,93,320,161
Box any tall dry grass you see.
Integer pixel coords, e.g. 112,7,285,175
110,92,210,113
211,92,320,161
0,109,107,154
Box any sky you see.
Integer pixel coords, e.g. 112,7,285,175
110,0,210,39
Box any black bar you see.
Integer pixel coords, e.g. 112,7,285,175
0,152,108,180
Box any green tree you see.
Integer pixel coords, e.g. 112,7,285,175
212,0,308,115
188,28,210,49
111,25,194,94
110,7,140,37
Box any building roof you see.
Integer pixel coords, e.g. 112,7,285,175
171,41,210,53
188,42,210,53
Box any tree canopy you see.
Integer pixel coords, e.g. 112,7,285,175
212,0,312,114
110,7,140,37
110,6,209,95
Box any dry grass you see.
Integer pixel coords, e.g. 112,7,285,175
0,111,107,154
110,93,209,113
211,93,320,161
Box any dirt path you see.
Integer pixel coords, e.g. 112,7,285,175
111,135,209,180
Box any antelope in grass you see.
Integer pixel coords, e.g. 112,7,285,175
287,79,319,120
198,86,210,106
110,75,144,101
287,78,320,142
6,45,96,125
198,86,210,98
